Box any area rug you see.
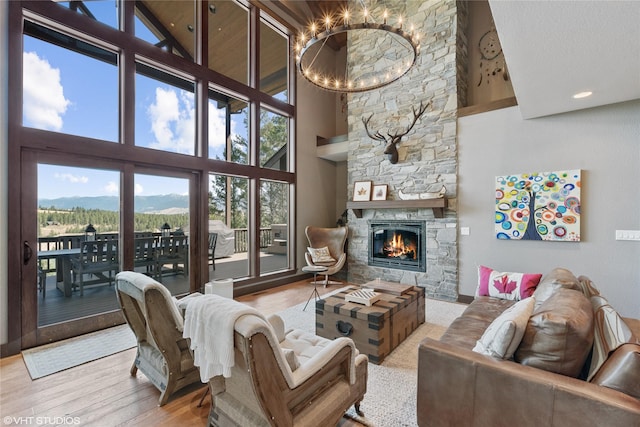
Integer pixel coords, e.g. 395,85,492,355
22,324,136,380
276,297,467,427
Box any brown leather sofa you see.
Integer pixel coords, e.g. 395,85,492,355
417,268,640,427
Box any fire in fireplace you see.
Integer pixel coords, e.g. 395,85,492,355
368,220,426,272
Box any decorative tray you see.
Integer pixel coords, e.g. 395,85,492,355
345,288,381,306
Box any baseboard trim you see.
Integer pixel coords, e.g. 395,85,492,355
457,294,474,304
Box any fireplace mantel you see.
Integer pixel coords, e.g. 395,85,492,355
347,198,448,219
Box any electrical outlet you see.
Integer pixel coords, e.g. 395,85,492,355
615,230,640,241
460,227,470,236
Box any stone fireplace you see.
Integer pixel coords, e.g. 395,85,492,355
345,0,463,301
369,220,426,272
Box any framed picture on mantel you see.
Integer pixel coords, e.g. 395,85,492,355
353,181,372,201
372,184,388,201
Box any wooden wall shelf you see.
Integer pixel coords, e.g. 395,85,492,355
347,198,448,219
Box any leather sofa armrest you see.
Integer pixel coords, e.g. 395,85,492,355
417,337,640,427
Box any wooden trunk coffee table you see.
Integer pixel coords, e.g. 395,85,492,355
316,281,425,364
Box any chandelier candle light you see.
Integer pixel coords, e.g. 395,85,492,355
295,5,421,93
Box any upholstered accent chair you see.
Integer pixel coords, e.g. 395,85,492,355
115,271,201,406
304,225,348,287
197,300,368,426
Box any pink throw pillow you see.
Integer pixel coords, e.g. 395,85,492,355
477,265,542,300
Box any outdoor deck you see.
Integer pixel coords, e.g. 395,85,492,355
37,252,288,326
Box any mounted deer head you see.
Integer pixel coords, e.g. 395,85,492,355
362,101,430,164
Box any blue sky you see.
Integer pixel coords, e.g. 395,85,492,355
24,1,245,199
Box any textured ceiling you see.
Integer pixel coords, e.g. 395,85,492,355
489,0,640,118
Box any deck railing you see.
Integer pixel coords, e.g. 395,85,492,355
37,227,277,257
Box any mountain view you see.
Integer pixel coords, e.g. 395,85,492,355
38,194,189,214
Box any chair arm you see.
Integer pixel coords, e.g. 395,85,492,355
333,253,347,270
290,337,358,386
267,314,286,342
304,252,314,266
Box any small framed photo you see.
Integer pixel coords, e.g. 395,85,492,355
372,184,388,201
353,181,372,201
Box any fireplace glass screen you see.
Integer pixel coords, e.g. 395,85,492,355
368,220,426,272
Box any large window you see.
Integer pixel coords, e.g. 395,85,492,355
260,18,288,101
11,0,295,348
135,63,196,154
135,0,196,61
208,90,249,163
55,0,119,29
260,108,289,171
208,1,248,85
23,23,119,141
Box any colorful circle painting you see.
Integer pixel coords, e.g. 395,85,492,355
495,169,580,241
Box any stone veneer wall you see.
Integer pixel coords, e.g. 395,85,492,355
346,0,459,301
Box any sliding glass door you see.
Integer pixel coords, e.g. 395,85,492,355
36,163,121,327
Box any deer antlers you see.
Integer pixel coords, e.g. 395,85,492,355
362,101,430,164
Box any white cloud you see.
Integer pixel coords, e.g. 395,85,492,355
135,183,144,195
54,173,88,184
104,181,118,194
23,51,71,131
208,103,228,148
147,87,194,154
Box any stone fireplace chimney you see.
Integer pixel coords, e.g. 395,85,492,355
345,0,463,301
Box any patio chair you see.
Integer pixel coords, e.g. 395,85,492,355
115,271,201,406
208,232,217,271
71,240,119,296
133,237,159,279
156,235,189,281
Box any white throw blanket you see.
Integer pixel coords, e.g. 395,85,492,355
183,294,266,382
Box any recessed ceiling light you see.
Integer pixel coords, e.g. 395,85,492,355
573,91,592,99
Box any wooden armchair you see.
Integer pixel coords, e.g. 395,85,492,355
186,297,368,426
156,235,189,280
71,240,119,295
115,271,201,406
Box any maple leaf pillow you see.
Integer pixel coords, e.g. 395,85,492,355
477,265,542,301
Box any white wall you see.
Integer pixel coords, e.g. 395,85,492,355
458,101,640,317
1,0,8,346
295,72,344,270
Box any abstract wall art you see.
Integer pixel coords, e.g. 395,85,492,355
495,169,581,241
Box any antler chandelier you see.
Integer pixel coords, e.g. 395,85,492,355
294,4,421,93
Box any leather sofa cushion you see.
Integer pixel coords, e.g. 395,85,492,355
586,295,636,380
472,297,536,359
515,288,594,377
532,267,580,310
590,343,640,399
440,297,515,350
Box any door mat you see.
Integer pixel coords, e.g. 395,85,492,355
22,324,136,380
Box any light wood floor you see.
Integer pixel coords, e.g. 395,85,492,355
0,279,363,426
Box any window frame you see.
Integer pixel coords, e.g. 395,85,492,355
6,0,297,353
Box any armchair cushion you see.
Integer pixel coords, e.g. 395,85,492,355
307,246,336,263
